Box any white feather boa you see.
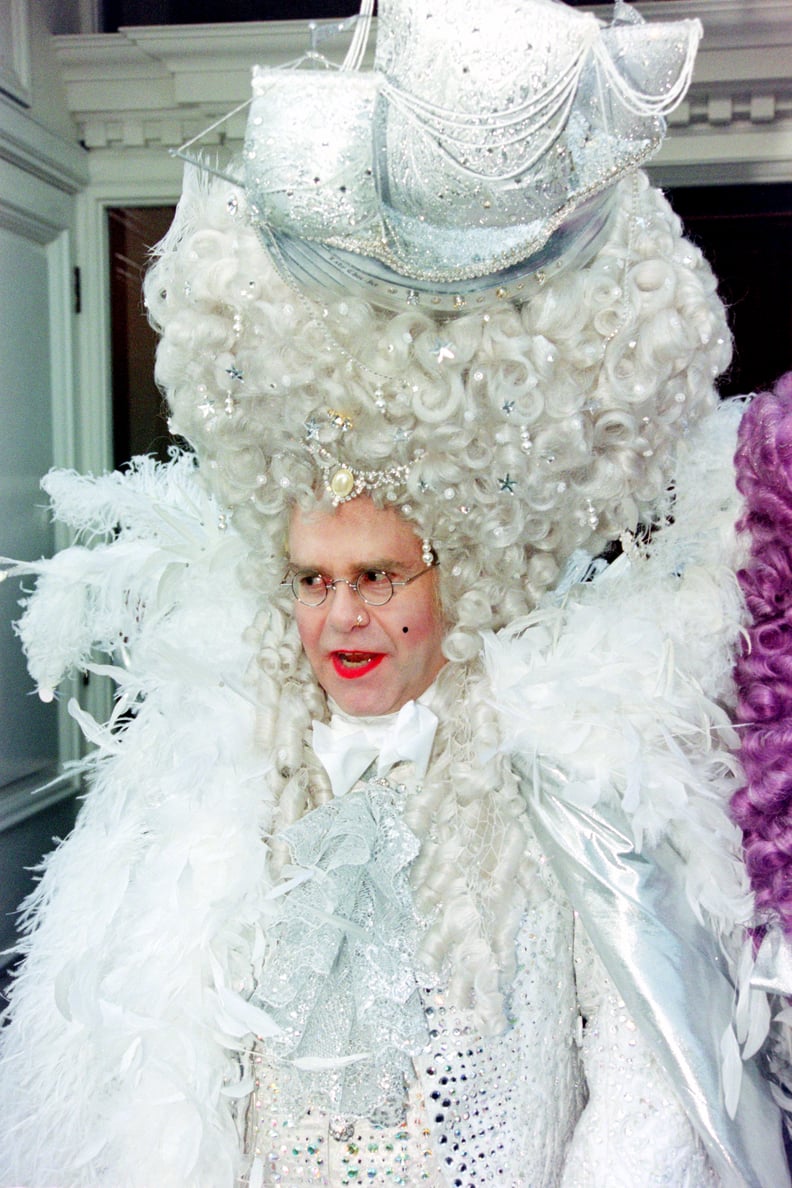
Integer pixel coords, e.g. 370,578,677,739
0,402,778,1186
0,456,277,1187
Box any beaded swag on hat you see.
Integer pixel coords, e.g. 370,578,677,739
236,0,701,311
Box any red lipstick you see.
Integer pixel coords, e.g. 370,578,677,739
331,652,386,680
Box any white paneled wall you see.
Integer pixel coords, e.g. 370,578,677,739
0,2,87,975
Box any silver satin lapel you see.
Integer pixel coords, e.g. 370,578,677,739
518,758,790,1188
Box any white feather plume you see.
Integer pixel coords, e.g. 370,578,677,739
0,455,277,1187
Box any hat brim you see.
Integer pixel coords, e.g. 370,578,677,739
261,187,618,314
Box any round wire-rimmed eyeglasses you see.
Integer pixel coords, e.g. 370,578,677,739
282,564,437,607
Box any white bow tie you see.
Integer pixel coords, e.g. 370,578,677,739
312,699,439,798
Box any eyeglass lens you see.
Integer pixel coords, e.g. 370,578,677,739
291,569,395,606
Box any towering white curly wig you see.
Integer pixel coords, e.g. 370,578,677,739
143,167,731,1029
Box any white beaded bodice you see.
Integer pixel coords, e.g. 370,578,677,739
243,886,584,1187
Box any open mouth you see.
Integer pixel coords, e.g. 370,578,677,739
331,652,386,679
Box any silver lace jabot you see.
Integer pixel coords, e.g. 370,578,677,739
249,776,427,1125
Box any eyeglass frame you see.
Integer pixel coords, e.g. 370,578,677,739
282,562,438,607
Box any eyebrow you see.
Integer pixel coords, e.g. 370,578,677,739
286,556,414,575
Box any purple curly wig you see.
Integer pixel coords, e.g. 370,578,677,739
733,372,792,932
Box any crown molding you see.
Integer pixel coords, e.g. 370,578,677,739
52,2,792,182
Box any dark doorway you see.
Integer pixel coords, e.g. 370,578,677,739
668,183,792,399
108,205,176,467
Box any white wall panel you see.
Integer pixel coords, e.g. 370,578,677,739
0,223,58,789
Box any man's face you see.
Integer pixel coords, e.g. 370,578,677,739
287,497,447,716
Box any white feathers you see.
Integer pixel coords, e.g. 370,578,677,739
484,402,753,941
0,455,276,1187
6,453,243,698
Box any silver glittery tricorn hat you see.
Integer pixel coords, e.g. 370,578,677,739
221,0,700,312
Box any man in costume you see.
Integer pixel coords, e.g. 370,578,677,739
1,1,791,1185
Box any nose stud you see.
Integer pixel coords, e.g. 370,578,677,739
355,613,365,626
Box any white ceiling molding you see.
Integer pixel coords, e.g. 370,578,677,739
52,1,792,191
